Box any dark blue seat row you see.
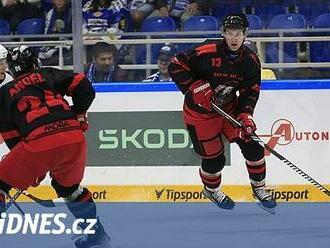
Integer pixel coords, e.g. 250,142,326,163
138,14,330,63
211,0,330,26
0,18,45,35
137,16,219,63
1,13,329,63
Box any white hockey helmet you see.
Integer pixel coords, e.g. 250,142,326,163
0,44,8,61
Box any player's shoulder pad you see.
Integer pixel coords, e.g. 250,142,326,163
38,66,56,73
194,39,219,56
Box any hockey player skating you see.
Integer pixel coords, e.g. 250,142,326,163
168,13,276,213
0,46,110,247
0,44,13,85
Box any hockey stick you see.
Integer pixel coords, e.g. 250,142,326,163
14,188,65,208
211,102,330,197
4,190,25,215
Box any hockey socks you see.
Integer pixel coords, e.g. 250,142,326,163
246,158,276,212
246,158,266,183
66,187,96,221
64,187,110,248
199,167,222,189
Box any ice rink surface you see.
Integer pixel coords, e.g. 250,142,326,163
1,203,329,248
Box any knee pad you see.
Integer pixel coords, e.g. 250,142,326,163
238,140,264,161
201,153,226,174
51,179,83,201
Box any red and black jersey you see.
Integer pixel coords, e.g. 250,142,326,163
168,39,261,115
0,67,95,149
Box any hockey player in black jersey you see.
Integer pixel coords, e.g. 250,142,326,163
0,45,111,247
168,13,276,213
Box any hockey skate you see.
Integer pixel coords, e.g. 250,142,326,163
251,185,276,214
74,218,111,248
203,187,235,210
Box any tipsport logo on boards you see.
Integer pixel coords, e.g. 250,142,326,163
260,119,329,156
155,188,206,202
269,189,310,202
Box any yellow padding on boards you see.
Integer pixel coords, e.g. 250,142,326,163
11,185,330,203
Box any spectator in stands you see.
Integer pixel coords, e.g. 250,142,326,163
0,0,42,32
244,40,276,80
129,0,156,29
39,0,72,65
82,0,132,35
45,0,72,34
84,42,127,83
148,0,211,27
143,44,175,82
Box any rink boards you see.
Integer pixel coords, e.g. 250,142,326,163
1,80,330,202
15,184,330,203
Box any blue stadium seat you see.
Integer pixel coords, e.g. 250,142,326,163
178,16,219,52
266,13,306,63
253,1,285,27
141,16,176,32
16,18,45,34
297,1,329,26
211,4,242,21
246,14,262,32
138,17,176,64
310,13,330,62
211,1,253,24
183,16,219,32
0,19,10,35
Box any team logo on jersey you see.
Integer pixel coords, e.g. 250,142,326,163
261,119,329,156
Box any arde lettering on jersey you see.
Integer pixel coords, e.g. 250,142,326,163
9,73,45,97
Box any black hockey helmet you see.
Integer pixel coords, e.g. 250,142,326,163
7,45,39,78
222,13,249,32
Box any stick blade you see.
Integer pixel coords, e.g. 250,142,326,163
22,191,56,208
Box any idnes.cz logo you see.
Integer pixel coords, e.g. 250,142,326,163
0,213,96,235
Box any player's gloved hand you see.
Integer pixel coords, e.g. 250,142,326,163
237,113,257,141
31,173,47,187
189,80,214,111
77,113,88,132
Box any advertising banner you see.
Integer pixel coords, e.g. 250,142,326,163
86,111,230,166
14,184,330,202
